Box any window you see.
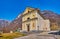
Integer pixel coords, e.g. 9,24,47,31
28,10,30,13
27,17,30,20
37,26,39,31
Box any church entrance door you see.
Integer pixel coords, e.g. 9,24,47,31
27,24,30,31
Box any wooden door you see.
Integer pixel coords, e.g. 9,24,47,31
27,25,30,31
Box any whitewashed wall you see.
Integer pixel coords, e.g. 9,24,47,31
36,12,50,31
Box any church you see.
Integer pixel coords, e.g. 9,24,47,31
22,7,50,32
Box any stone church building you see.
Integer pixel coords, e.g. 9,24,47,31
22,7,50,32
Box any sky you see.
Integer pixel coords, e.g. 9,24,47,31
0,0,60,21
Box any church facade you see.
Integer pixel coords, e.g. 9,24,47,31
22,7,50,32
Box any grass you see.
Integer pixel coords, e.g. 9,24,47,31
0,32,26,39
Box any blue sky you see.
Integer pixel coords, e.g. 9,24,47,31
0,0,60,21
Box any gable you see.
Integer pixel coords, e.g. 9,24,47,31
23,7,35,15
22,7,45,19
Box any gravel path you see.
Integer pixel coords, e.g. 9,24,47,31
14,34,59,39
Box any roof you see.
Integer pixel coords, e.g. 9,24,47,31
22,7,46,19
35,8,46,19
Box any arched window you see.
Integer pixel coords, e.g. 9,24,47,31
27,17,30,20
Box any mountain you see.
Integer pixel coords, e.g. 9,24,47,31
0,19,10,31
41,10,60,22
8,14,22,32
